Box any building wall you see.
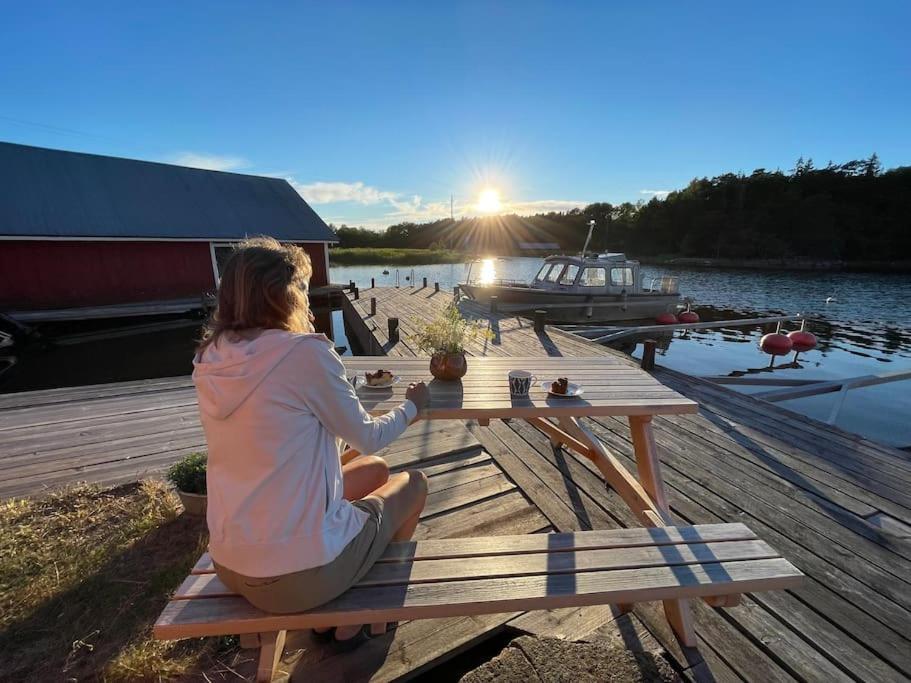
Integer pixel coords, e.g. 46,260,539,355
302,242,329,288
0,240,216,310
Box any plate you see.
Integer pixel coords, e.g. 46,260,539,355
360,374,401,389
540,380,584,398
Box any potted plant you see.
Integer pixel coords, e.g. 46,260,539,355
412,303,488,380
167,452,208,516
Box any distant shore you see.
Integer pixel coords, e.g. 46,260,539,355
328,248,465,265
639,256,911,273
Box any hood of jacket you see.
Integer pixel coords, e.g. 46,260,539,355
192,330,327,419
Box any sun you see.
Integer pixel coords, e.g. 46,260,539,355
476,187,502,214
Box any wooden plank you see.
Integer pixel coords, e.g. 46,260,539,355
509,604,628,642
189,523,759,575
176,540,782,599
154,558,802,637
301,612,519,683
413,489,549,541
421,472,516,518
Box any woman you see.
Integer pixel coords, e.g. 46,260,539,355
193,237,429,648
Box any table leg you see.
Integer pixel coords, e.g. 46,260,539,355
525,415,697,648
627,415,696,648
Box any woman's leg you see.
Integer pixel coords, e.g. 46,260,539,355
368,469,429,542
321,456,392,640
342,455,389,500
362,470,428,635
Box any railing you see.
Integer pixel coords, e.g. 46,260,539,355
467,277,528,287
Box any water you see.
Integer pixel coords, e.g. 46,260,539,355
331,258,911,448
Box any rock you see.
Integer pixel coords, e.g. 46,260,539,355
459,643,542,683
460,635,679,683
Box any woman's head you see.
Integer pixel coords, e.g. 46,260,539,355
199,237,313,350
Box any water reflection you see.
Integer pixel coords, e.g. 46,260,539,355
477,258,497,285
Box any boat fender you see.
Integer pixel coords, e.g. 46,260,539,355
585,295,594,318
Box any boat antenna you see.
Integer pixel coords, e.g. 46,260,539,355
581,220,596,260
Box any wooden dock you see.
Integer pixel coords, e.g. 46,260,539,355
2,284,910,682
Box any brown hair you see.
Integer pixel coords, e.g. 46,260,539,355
199,237,313,351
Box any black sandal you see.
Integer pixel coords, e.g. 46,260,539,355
329,624,372,651
310,627,336,643
368,621,399,638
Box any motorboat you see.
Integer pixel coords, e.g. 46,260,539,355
459,222,683,323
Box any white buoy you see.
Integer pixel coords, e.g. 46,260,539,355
825,296,837,304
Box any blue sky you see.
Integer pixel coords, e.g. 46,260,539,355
1,1,909,229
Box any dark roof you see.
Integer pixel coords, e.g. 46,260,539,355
0,142,337,241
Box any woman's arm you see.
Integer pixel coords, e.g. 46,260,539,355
292,339,418,455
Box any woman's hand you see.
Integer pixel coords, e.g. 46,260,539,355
405,381,430,412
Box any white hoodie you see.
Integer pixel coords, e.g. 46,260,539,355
193,329,416,577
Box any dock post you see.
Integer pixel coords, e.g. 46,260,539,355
371,277,375,289
490,296,498,314
641,339,657,371
388,318,399,343
349,280,355,291
423,276,428,288
434,282,440,292
453,285,460,300
353,287,359,300
534,310,546,333
370,297,377,316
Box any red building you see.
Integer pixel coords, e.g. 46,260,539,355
0,142,337,313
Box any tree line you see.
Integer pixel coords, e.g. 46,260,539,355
331,155,910,262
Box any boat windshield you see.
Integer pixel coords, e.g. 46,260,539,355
559,264,580,285
544,264,565,282
534,264,553,281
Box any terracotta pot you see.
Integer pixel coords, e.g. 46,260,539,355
177,490,207,516
429,352,467,381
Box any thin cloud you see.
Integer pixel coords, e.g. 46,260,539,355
291,180,397,205
168,152,248,172
640,189,671,199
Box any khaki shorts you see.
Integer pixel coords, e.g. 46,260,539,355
213,497,396,614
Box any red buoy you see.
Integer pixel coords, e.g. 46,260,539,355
656,312,678,325
760,333,793,356
787,330,817,353
678,310,700,324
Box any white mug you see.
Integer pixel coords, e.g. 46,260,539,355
508,370,536,397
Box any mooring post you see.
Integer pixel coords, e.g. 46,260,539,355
370,297,377,316
371,277,375,289
388,317,399,343
641,339,657,371
490,295,498,314
453,285,460,300
423,276,428,288
534,310,546,333
353,287,359,300
349,280,355,291
434,281,440,292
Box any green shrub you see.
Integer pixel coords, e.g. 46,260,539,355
167,452,207,494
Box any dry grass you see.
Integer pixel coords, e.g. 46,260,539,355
0,480,248,681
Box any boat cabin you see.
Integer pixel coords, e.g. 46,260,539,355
531,253,675,295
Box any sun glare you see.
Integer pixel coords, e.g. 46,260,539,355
478,258,497,284
476,187,502,214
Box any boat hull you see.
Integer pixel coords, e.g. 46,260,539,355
459,283,681,323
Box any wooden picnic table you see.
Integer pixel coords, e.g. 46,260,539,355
343,355,704,646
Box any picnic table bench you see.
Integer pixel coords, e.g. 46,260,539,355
155,357,803,681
